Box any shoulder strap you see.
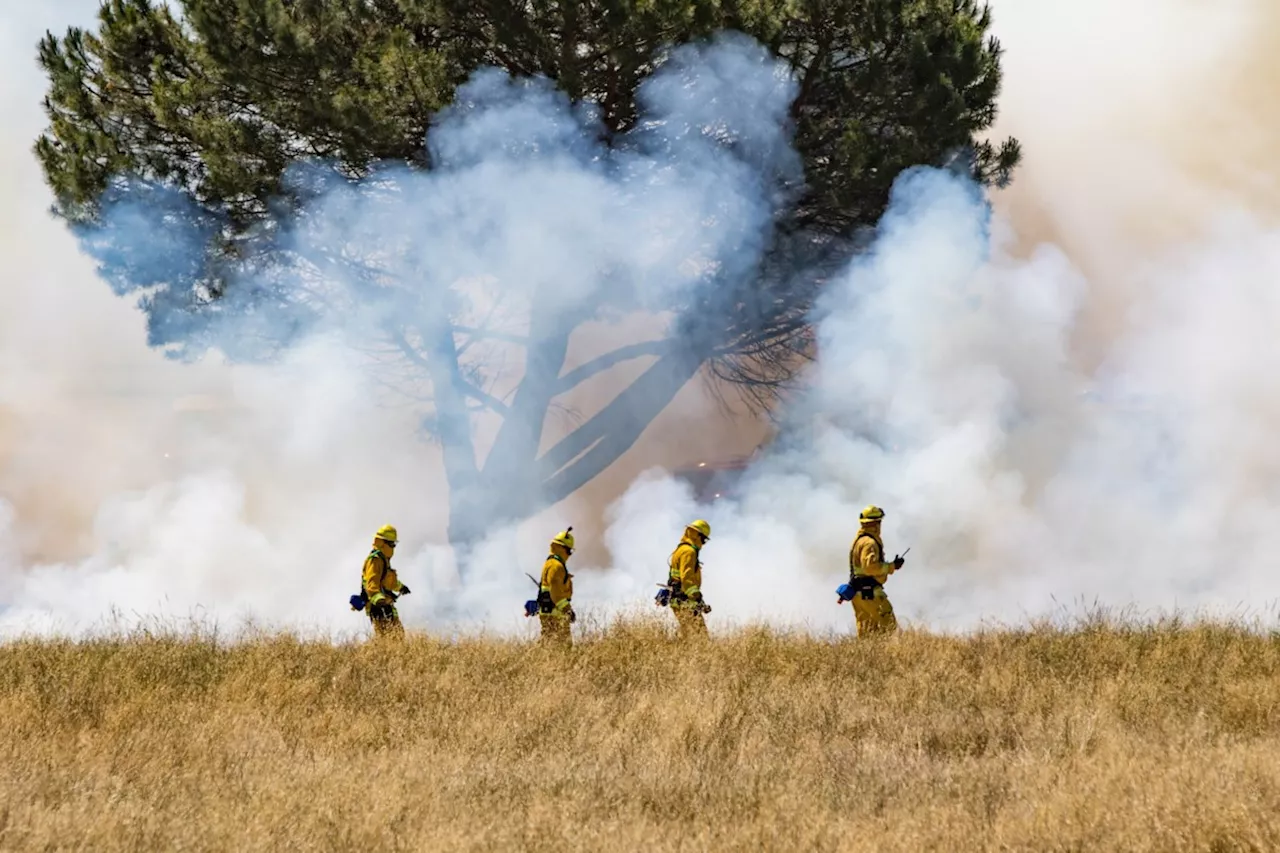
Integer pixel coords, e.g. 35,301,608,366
669,542,697,576
850,533,883,569
545,553,570,583
369,549,389,587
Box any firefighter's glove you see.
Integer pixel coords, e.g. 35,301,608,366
567,606,577,624
399,585,411,596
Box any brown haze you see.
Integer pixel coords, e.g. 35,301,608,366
990,0,1279,358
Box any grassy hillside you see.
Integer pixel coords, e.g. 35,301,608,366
1,617,1278,851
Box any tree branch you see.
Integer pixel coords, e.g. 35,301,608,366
458,380,511,416
555,338,673,392
791,24,831,119
479,299,574,483
454,324,528,347
386,325,510,416
538,350,705,506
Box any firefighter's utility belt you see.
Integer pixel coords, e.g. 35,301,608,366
536,589,555,614
656,575,694,607
847,575,883,600
671,583,688,601
671,586,706,611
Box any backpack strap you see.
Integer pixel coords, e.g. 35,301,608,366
549,552,569,578
668,542,697,580
849,533,883,575
369,548,389,591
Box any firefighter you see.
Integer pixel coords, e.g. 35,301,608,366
538,528,576,646
668,519,712,639
847,506,904,636
363,524,410,639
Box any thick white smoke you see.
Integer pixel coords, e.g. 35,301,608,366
2,0,1278,638
605,170,1280,633
0,14,797,637
590,0,1280,633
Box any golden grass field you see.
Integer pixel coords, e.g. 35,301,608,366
1,615,1278,852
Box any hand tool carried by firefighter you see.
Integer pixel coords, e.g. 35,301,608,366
523,572,540,618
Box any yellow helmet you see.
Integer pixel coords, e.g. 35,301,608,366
687,519,711,539
859,506,885,524
374,524,399,544
551,527,575,552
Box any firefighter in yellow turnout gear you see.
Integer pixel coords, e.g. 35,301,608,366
538,529,576,646
363,524,410,639
847,506,904,636
668,519,712,639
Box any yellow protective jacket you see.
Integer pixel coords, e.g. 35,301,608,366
850,528,897,584
540,552,573,614
362,548,405,607
669,534,703,604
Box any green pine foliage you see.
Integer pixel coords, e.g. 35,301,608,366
36,0,1019,232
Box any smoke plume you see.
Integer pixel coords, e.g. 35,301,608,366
2,0,1279,637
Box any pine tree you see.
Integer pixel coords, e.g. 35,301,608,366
36,0,1020,556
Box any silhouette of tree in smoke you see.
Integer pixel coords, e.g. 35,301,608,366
35,0,1019,559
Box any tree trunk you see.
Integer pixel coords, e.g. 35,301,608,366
442,347,706,569
434,321,708,577
537,349,705,503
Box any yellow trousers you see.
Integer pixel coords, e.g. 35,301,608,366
539,612,572,647
369,604,404,640
672,606,708,640
851,586,898,637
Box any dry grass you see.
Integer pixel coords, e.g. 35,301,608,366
1,615,1279,852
